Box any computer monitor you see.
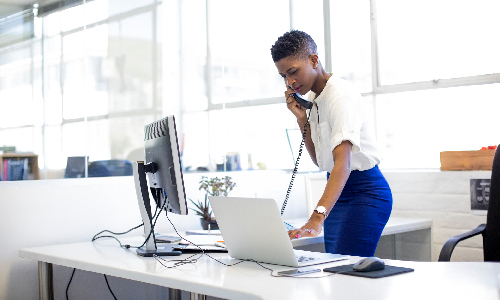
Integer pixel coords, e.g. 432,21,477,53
133,115,188,257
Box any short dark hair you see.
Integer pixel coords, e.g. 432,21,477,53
270,30,318,62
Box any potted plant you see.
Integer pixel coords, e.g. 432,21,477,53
189,176,237,230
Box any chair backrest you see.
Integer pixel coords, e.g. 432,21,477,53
484,145,500,261
88,160,133,177
64,156,87,178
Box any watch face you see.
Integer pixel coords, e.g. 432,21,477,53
315,206,326,213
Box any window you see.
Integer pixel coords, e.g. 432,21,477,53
0,0,162,179
1,0,499,180
377,0,500,85
329,0,372,93
373,0,500,168
376,84,500,168
208,0,289,104
180,0,299,172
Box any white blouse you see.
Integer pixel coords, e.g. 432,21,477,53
308,76,382,172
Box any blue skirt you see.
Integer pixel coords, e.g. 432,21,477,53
324,165,392,256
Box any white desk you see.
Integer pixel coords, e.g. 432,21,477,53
172,217,432,260
288,217,432,247
289,216,432,261
20,238,500,300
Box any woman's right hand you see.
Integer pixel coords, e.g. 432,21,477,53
285,86,307,121
287,213,324,240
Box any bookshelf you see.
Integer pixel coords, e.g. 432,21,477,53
0,153,39,180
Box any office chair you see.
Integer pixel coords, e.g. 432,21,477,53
64,156,87,178
438,145,500,262
88,160,133,177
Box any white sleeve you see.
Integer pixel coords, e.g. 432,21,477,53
327,94,362,154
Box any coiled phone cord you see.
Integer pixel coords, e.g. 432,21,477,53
281,108,313,216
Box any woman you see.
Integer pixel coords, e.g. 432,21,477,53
271,30,392,257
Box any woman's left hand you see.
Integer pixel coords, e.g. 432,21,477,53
288,214,324,240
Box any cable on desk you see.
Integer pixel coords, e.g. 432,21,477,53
91,200,164,250
153,211,247,269
134,197,168,249
92,223,144,241
91,223,144,249
86,195,166,300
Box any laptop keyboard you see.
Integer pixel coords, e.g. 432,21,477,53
296,255,318,262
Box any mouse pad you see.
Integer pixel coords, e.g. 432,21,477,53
323,264,414,279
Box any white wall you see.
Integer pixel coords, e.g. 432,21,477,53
0,169,490,299
384,170,489,262
0,177,144,300
0,170,307,300
302,169,490,262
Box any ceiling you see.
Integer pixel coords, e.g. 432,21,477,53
0,0,60,19
0,0,35,19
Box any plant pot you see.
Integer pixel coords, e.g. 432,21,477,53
200,219,219,230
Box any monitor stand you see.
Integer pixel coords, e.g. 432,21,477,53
133,161,182,257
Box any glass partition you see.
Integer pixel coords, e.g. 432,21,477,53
0,0,162,180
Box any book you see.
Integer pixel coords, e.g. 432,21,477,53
2,159,7,181
23,158,29,180
3,158,29,181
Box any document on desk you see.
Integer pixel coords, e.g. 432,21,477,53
173,244,227,253
180,234,223,246
185,229,222,235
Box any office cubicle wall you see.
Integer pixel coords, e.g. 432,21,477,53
384,170,489,261
0,170,308,300
0,169,488,299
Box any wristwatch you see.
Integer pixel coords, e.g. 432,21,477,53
314,206,328,218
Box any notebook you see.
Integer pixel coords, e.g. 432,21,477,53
208,196,347,267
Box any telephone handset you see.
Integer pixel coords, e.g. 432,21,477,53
292,93,313,110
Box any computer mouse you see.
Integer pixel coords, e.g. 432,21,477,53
352,257,385,272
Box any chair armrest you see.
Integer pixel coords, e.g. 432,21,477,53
438,224,486,261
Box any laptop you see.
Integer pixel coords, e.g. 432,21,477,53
208,196,347,267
